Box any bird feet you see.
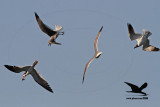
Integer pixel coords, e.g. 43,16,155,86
59,32,64,35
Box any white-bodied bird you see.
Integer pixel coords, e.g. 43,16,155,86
82,26,103,84
127,23,159,51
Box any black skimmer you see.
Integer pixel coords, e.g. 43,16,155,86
4,60,53,93
125,82,148,96
35,12,64,46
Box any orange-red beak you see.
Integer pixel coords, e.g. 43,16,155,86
22,75,25,81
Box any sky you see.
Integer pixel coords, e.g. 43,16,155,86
0,0,160,107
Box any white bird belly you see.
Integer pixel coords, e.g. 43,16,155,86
138,36,148,46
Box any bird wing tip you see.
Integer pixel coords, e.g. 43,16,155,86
99,26,103,32
34,12,39,19
127,22,130,25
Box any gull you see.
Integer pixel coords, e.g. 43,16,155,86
35,12,64,46
4,60,53,93
82,26,103,84
127,23,159,51
125,82,148,96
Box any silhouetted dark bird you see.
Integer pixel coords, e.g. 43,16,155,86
125,82,148,96
35,12,64,46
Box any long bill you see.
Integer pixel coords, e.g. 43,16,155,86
22,71,29,81
22,74,26,81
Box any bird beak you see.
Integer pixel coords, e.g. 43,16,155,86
22,74,26,81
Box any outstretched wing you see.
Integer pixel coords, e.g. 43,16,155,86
82,57,95,84
4,65,30,73
125,82,139,91
139,82,147,90
143,39,160,51
94,26,103,53
35,12,56,37
30,69,53,93
127,23,142,41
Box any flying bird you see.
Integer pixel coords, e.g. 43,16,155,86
35,12,64,46
127,23,159,51
125,82,148,96
82,26,103,84
4,60,53,93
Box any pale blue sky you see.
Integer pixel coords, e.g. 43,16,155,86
0,0,160,107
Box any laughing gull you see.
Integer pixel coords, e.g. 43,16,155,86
125,82,148,96
4,60,53,93
82,26,103,84
127,23,159,51
35,12,64,46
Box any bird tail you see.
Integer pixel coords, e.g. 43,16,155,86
54,25,63,32
32,60,38,66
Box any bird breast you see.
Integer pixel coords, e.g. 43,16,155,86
27,66,34,74
138,36,148,46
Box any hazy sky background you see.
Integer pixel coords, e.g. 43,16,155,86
0,0,160,107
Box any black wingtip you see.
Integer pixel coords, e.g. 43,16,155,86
47,88,53,93
45,83,54,93
34,12,39,19
99,26,103,32
124,82,129,84
127,23,132,28
49,86,54,93
127,22,130,26
4,65,8,67
127,23,134,31
144,82,148,86
82,74,85,84
50,89,54,93
153,47,160,51
46,87,54,93
4,65,15,72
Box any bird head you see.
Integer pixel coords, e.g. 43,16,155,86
22,72,29,81
96,52,102,58
142,29,152,37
